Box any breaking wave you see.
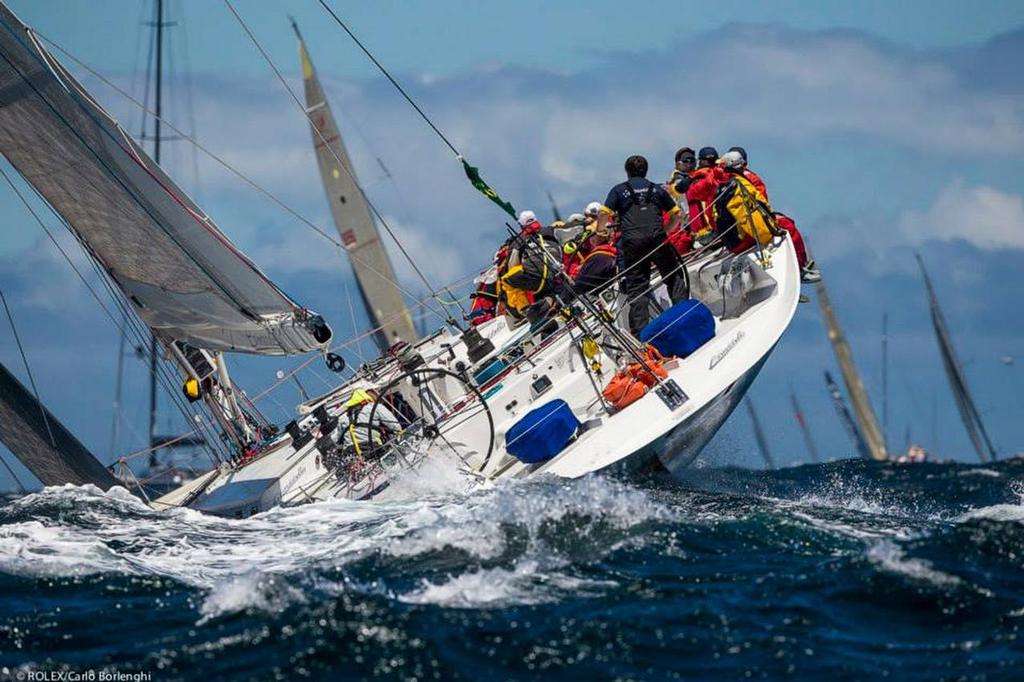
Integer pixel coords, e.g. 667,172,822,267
2,457,1023,679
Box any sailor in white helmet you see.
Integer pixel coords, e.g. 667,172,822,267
517,210,542,235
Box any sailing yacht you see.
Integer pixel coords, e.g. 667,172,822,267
294,21,417,352
815,277,888,460
916,254,997,462
0,3,802,516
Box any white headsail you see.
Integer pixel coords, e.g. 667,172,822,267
294,24,417,351
0,4,331,355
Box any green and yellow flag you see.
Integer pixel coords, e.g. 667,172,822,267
462,159,516,219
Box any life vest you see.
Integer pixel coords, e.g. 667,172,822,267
574,243,618,293
601,345,668,410
716,174,777,246
469,281,498,325
497,278,533,314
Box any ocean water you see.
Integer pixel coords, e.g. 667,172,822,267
1,457,1023,680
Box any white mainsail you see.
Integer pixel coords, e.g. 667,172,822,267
294,24,417,351
0,4,331,355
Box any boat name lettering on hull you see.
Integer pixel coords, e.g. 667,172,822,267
281,465,308,495
709,331,745,370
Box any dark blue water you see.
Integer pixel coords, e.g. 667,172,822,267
2,458,1023,680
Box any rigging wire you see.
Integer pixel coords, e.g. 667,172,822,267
38,32,451,325
0,168,228,465
316,0,461,158
0,451,27,494
0,288,57,449
222,0,453,321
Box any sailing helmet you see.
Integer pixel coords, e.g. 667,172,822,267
721,150,745,170
568,213,585,224
585,201,602,217
517,210,536,227
727,146,748,164
698,146,719,161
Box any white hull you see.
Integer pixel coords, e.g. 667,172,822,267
155,235,801,517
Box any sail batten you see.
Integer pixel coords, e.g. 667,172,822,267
295,25,416,351
916,254,997,462
0,5,329,355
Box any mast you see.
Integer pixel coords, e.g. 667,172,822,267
915,253,997,462
292,20,417,352
824,370,871,460
815,278,888,461
546,190,563,222
789,389,821,463
745,397,775,469
148,0,164,454
881,312,889,452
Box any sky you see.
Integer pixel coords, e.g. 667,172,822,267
1,0,1023,490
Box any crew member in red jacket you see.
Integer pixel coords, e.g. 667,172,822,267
685,146,728,237
722,148,820,281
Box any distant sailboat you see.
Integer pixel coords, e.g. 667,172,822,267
824,371,871,460
293,21,416,352
745,397,775,469
915,254,997,462
815,278,888,461
789,390,821,463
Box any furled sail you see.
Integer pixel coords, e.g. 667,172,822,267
0,5,330,355
916,254,997,462
0,360,118,489
815,279,888,461
294,22,416,351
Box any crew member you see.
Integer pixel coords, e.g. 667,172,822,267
573,224,618,294
726,146,768,198
667,146,697,202
725,147,820,280
686,146,727,237
598,154,686,336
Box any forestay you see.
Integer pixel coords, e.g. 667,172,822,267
0,4,329,355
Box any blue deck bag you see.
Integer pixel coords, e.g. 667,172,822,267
639,298,715,358
505,399,580,464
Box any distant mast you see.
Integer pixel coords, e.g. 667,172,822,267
915,254,997,462
789,390,821,463
824,371,871,460
745,397,775,470
815,278,888,461
292,21,417,352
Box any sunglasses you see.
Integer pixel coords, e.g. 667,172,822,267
679,157,696,164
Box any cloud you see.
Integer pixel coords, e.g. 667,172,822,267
898,179,1024,250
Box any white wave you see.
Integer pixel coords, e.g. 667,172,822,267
375,450,477,500
400,560,616,608
198,572,307,624
866,540,961,587
383,474,673,561
0,473,667,612
957,468,1002,478
957,504,1024,524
